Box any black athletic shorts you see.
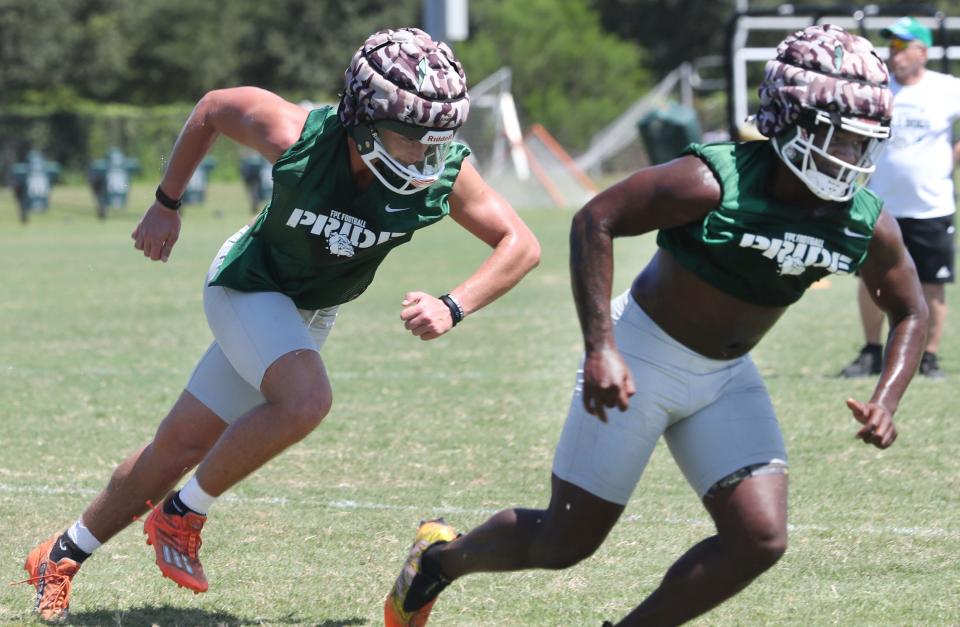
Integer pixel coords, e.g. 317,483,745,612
897,215,955,284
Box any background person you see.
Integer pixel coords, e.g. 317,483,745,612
384,24,928,627
19,27,540,621
841,16,960,379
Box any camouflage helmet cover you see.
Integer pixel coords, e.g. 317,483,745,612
756,24,892,137
338,27,469,130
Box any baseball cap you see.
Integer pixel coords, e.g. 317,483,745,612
881,16,933,47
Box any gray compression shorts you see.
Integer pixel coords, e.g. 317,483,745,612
553,291,787,503
185,228,338,422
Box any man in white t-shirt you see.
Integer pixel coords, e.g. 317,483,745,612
842,16,960,379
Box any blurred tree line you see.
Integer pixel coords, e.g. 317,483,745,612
2,0,959,178
0,0,421,106
597,0,960,77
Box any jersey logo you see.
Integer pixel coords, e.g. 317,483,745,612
384,204,410,213
286,207,406,257
327,232,355,257
843,226,870,239
779,256,806,276
739,231,854,276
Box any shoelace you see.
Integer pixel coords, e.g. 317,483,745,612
147,501,204,559
11,569,73,614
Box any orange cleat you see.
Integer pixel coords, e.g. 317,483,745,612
20,535,81,621
384,518,457,627
143,498,209,593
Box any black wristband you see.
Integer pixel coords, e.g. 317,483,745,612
155,185,182,211
439,293,464,326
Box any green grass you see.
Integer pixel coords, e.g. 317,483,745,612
1,183,958,626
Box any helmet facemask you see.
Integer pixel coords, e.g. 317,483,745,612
773,108,889,202
351,121,456,195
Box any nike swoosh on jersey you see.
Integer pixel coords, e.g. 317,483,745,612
843,227,870,239
384,204,410,213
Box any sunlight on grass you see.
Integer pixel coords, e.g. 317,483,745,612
1,182,957,625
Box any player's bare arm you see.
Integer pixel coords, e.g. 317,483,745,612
848,210,929,448
569,156,720,420
400,159,540,341
132,88,308,262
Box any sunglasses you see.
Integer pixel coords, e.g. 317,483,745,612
888,38,917,52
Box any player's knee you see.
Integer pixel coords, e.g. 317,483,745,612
762,528,788,565
276,391,333,439
541,542,600,570
732,525,788,575
747,533,787,575
532,530,603,570
176,443,211,469
542,545,597,570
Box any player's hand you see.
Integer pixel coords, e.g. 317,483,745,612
846,398,898,449
581,346,635,423
400,291,454,341
132,202,182,262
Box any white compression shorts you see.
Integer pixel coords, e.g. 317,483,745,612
185,227,338,423
553,291,787,504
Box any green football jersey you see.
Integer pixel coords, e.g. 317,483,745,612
657,141,883,307
210,106,470,309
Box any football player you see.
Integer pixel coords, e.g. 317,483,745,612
385,24,926,627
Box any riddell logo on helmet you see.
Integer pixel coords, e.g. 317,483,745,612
422,130,454,144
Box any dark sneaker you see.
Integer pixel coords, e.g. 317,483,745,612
840,344,882,378
919,351,945,378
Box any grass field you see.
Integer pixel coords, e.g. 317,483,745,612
1,182,958,626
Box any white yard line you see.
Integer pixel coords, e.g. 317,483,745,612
1,482,956,541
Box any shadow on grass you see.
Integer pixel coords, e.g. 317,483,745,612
67,605,367,626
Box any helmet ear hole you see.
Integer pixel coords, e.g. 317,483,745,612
797,108,819,131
